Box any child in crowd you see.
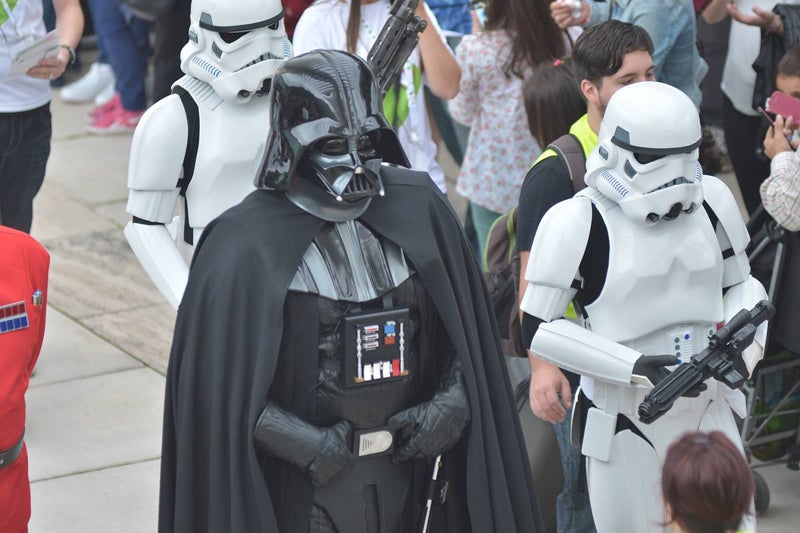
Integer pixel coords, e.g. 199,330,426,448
661,431,754,533
761,44,800,232
447,0,569,255
523,57,586,148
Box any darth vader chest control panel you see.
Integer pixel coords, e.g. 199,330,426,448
344,308,411,387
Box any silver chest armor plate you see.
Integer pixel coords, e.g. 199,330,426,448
288,220,412,301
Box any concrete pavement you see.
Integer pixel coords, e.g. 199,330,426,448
22,86,800,531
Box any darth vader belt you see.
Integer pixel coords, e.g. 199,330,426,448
353,426,395,459
0,431,24,470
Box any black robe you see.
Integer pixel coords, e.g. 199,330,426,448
158,166,544,532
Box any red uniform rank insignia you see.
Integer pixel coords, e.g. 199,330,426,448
0,301,29,334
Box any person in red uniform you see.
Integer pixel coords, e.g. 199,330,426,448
0,225,49,533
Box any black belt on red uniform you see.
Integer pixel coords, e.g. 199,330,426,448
0,431,24,471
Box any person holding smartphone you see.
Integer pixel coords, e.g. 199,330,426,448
761,45,800,231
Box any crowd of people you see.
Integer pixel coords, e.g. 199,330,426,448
3,0,800,532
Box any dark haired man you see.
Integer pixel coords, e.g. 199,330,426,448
516,19,654,533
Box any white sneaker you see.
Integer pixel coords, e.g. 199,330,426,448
94,79,116,106
60,62,116,104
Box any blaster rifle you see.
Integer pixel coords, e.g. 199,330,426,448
367,0,428,97
638,300,775,424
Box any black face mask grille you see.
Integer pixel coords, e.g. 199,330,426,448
342,170,378,199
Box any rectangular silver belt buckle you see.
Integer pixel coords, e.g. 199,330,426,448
353,426,395,459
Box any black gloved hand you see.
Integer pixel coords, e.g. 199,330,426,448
254,402,355,487
387,360,470,462
632,354,707,398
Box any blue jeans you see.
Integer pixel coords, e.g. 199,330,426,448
553,408,597,533
87,0,151,111
0,105,52,233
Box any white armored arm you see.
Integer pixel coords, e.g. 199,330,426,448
702,175,751,288
125,93,191,309
520,196,592,322
123,221,188,309
532,319,643,387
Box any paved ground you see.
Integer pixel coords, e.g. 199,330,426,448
22,87,799,532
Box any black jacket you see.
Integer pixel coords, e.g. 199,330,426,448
158,166,544,532
752,4,800,111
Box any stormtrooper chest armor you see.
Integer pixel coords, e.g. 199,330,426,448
584,192,725,357
175,76,270,245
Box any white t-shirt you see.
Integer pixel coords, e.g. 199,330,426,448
0,0,51,112
293,0,447,192
721,0,800,116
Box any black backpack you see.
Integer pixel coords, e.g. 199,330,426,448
482,134,588,357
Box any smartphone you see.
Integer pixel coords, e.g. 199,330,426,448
765,90,800,123
757,105,794,145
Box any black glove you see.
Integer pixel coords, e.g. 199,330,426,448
633,354,707,398
387,360,470,462
253,402,354,487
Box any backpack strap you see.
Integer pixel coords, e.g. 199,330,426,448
548,133,587,193
172,85,200,245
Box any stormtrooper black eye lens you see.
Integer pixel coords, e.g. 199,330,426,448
220,31,249,44
268,21,280,30
634,152,666,164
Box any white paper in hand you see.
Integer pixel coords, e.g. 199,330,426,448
10,30,60,76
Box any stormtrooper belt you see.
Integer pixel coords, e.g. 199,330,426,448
0,431,24,471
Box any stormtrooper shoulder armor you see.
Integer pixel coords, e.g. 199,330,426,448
702,175,751,287
128,94,189,192
520,196,593,321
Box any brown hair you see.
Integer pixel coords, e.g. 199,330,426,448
484,0,567,79
572,20,653,89
523,58,585,147
346,0,363,54
777,44,800,78
661,431,754,533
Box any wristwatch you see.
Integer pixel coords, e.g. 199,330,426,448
59,44,77,67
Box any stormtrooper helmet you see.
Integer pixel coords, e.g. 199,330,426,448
585,81,704,225
255,50,409,223
180,0,292,104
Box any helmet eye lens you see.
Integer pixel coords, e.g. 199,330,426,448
220,31,249,44
357,133,380,157
633,152,666,165
318,138,349,156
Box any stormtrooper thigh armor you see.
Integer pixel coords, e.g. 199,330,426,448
522,181,764,532
125,76,270,308
282,219,441,533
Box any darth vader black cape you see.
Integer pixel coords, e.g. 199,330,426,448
158,166,544,532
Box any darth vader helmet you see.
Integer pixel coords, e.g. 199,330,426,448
255,50,408,222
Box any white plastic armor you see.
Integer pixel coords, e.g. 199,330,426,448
125,0,291,309
181,0,291,104
585,81,704,226
520,82,766,533
126,75,275,308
